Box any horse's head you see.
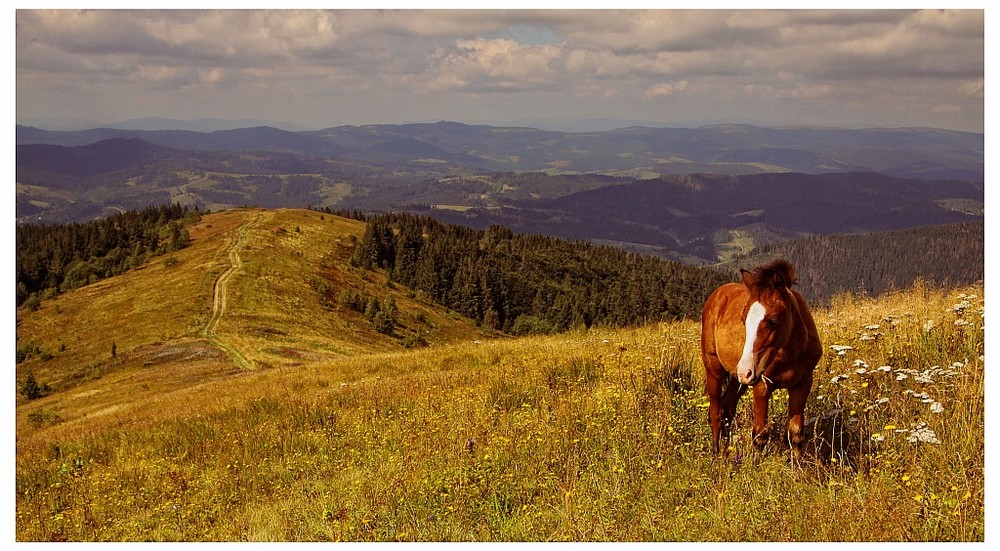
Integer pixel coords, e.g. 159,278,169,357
736,259,797,385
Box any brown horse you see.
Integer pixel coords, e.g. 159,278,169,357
700,259,822,456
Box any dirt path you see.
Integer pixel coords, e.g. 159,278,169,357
203,212,265,370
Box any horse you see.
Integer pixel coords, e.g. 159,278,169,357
700,259,822,456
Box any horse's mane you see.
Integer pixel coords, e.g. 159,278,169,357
746,259,797,291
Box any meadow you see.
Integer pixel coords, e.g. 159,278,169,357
15,277,983,541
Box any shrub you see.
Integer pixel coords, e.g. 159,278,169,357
16,342,42,364
510,314,556,336
19,373,48,400
23,294,41,312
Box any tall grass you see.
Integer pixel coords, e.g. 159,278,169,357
15,282,983,541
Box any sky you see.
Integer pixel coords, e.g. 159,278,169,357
13,5,987,133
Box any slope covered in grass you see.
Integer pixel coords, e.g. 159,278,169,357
15,207,487,402
16,275,983,541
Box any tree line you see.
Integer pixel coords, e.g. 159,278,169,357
348,213,733,333
730,221,984,304
16,203,200,308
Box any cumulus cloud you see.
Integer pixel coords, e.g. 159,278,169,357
14,9,984,131
643,81,689,99
421,38,564,93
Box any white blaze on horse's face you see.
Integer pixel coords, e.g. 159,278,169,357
737,301,766,385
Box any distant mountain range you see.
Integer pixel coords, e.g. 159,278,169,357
415,172,983,264
17,116,311,133
15,121,984,264
17,121,983,181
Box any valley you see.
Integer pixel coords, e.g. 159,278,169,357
15,122,984,265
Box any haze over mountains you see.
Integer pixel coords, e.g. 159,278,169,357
15,120,984,265
17,121,983,180
17,116,312,133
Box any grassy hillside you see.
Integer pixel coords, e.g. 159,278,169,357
15,208,487,399
15,220,984,542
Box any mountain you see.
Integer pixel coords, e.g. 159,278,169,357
17,121,983,181
105,117,311,132
16,125,345,156
16,136,983,264
17,116,310,132
411,172,984,264
16,138,185,179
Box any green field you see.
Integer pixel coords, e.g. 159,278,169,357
15,209,984,541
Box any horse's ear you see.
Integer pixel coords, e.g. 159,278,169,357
740,269,754,288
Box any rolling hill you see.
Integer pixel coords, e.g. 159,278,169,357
14,208,490,402
14,207,984,540
16,121,983,256
416,172,984,264
16,136,983,266
17,121,983,181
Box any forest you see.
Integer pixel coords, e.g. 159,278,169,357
730,221,984,304
347,212,733,333
15,203,200,308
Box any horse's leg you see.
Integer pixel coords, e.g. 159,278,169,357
703,356,725,454
751,383,773,450
720,376,747,447
786,370,813,458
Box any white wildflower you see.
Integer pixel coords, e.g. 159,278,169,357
871,433,886,442
896,372,908,381
907,423,940,445
830,374,849,384
876,365,892,373
864,324,881,331
830,344,853,357
865,397,891,413
923,319,936,333
930,402,944,414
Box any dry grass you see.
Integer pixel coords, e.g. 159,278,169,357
14,209,983,541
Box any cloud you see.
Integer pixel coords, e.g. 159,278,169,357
421,38,564,93
643,81,689,99
14,9,984,132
